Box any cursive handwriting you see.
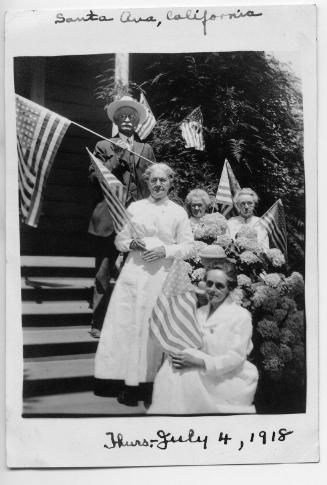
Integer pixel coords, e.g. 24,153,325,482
167,8,263,35
120,10,161,27
55,10,114,24
104,429,208,451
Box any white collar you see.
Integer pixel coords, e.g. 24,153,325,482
148,195,169,205
201,296,234,327
237,215,256,224
119,132,134,146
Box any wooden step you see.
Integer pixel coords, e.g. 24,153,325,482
23,391,146,416
22,300,92,315
21,256,96,278
23,326,98,358
24,326,95,345
21,256,95,268
21,276,95,289
24,353,94,381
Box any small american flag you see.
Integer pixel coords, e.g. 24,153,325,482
149,259,203,354
16,94,70,227
136,92,156,140
215,160,240,217
86,148,137,237
180,107,205,151
258,199,287,255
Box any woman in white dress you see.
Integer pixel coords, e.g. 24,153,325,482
148,261,258,414
227,188,269,249
94,163,194,407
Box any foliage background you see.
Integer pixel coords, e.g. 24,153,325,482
96,51,305,274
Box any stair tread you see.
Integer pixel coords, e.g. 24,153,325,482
24,354,94,380
23,391,145,415
22,300,93,315
21,277,94,289
21,256,95,268
23,326,96,345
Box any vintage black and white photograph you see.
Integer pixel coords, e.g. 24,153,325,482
5,4,317,468
15,50,306,417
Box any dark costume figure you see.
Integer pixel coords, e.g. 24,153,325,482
88,96,156,338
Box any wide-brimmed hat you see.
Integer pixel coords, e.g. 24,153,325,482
105,95,147,124
199,244,227,268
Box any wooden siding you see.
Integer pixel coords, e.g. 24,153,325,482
15,54,115,256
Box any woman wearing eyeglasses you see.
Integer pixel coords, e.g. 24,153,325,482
148,261,258,414
227,188,269,248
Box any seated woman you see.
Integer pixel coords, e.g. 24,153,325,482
148,261,258,414
228,188,269,249
94,163,194,407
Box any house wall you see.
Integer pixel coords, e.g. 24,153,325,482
15,54,115,256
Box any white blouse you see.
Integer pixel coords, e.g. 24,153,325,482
115,196,194,259
227,215,269,248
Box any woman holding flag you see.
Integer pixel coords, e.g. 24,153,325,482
148,261,258,415
94,163,194,407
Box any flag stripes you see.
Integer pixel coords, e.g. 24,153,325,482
259,199,287,254
215,160,241,217
180,107,205,151
149,259,203,354
86,148,137,237
16,95,70,227
137,92,156,140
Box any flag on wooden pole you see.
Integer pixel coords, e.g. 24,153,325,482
180,107,205,151
215,160,241,216
86,148,138,237
149,259,203,354
258,199,287,254
136,92,156,140
16,94,70,227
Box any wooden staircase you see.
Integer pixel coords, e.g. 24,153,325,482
21,256,144,416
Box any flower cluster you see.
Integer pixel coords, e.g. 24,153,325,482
193,213,228,243
185,212,305,399
265,248,286,268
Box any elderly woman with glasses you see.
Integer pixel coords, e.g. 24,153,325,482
94,163,194,408
148,261,258,414
227,188,269,248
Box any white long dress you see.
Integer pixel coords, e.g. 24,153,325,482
228,215,269,249
148,296,258,414
94,196,194,387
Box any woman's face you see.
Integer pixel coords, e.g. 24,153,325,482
237,194,255,219
148,167,171,200
190,197,206,218
205,269,229,306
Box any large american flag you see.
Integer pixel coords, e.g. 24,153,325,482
86,148,138,237
215,159,241,217
136,92,156,140
180,107,205,151
258,199,287,255
149,259,203,354
16,95,70,227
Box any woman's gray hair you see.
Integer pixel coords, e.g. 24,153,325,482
233,188,259,207
143,163,175,183
185,189,211,212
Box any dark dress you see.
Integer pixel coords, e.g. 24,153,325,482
88,137,156,330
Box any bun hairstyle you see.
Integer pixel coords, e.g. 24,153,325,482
143,163,175,183
185,189,211,215
205,261,238,291
233,188,259,207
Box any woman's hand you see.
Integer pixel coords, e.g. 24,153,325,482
130,239,146,251
170,350,205,370
142,246,166,262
